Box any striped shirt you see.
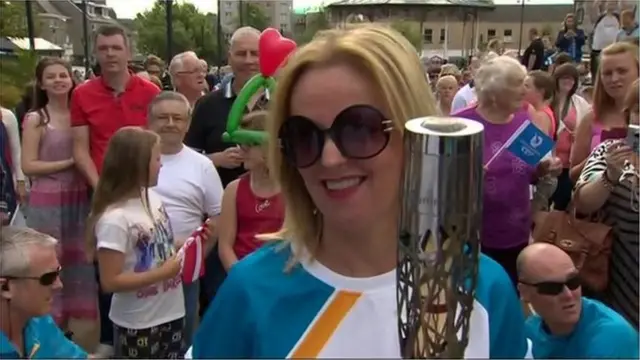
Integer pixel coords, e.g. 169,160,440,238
577,140,639,329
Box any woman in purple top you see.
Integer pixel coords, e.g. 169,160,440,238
454,55,562,286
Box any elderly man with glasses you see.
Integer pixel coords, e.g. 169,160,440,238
518,243,638,359
0,227,90,358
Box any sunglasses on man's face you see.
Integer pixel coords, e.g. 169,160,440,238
278,105,393,169
6,266,61,287
520,274,581,296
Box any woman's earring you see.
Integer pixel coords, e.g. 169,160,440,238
312,208,318,216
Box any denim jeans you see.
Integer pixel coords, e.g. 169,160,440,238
183,280,200,347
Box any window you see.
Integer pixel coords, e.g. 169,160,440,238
87,6,94,15
439,29,446,43
102,8,109,17
423,28,433,44
503,29,513,43
226,1,233,8
224,11,232,18
487,28,496,39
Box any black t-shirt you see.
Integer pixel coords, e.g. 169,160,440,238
521,38,545,70
184,89,245,187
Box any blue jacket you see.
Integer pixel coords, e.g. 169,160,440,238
0,315,87,359
555,29,586,63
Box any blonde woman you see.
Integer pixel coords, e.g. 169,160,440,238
435,75,459,115
570,42,639,182
192,24,530,359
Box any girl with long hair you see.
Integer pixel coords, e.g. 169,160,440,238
218,111,284,271
549,63,591,211
87,127,188,358
20,57,96,331
570,42,639,182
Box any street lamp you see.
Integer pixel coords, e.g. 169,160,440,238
25,0,36,52
517,0,529,56
165,0,174,62
81,0,90,75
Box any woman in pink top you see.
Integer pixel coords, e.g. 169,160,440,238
570,42,639,182
549,63,591,210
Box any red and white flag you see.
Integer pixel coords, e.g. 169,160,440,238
178,226,206,284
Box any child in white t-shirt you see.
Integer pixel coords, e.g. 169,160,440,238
87,127,186,359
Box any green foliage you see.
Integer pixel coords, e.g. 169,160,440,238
0,50,38,108
235,2,271,31
390,21,422,52
134,0,219,64
0,0,41,38
292,8,331,45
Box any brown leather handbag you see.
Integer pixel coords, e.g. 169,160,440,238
531,185,613,292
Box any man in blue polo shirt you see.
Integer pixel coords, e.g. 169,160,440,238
0,227,88,359
518,243,638,359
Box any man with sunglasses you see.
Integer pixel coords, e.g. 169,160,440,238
0,226,90,358
518,243,638,359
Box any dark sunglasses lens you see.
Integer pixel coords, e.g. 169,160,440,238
334,105,390,159
566,275,581,290
40,271,59,286
537,282,565,295
279,116,323,168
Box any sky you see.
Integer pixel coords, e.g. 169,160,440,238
107,0,576,19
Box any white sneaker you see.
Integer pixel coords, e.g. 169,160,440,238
94,344,114,358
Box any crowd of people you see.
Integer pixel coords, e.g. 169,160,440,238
0,1,639,358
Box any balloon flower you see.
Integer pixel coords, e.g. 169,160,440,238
222,28,297,145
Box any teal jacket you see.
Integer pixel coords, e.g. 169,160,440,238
0,315,87,359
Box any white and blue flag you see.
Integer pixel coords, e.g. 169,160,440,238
505,120,554,166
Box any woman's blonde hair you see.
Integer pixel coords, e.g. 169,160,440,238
439,63,461,82
85,127,160,258
265,23,437,265
241,110,268,131
593,41,640,120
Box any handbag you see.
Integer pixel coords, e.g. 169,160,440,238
531,184,613,292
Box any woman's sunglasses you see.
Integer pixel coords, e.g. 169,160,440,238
520,274,581,296
6,266,61,286
278,105,393,169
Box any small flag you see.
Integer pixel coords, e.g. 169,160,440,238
178,226,206,284
505,120,554,166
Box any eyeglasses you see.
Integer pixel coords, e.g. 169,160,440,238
278,105,393,169
5,266,62,286
520,274,581,296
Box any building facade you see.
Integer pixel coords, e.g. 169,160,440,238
327,1,574,57
219,0,293,36
32,0,137,64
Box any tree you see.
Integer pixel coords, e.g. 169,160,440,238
390,21,422,52
292,8,331,45
235,3,271,31
134,0,218,64
0,0,40,38
0,50,38,108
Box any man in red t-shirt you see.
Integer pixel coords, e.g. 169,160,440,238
69,24,159,358
71,25,160,189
